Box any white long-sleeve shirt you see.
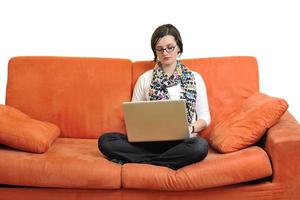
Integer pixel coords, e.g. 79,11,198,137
132,69,211,126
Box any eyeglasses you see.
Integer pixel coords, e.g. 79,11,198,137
155,46,176,54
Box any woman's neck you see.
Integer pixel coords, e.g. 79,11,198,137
161,61,177,77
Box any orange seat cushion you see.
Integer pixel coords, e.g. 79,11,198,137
122,146,272,191
0,104,60,153
209,93,288,153
0,138,121,189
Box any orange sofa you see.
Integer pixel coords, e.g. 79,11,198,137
0,56,300,200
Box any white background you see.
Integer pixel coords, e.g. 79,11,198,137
0,0,299,121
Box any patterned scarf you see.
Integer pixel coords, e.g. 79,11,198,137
149,61,197,124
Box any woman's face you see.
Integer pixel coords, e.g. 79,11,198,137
155,35,179,67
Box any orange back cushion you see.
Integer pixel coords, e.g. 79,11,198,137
132,56,259,138
6,57,132,138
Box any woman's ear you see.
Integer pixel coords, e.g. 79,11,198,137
177,46,182,57
177,47,181,54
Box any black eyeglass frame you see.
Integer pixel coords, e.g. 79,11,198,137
155,46,176,53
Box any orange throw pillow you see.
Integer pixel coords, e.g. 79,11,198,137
0,104,60,153
210,93,288,153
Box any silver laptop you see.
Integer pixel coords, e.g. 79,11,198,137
123,99,190,142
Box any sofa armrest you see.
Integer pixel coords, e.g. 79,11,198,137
264,111,300,193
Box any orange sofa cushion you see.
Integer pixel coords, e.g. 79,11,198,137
209,93,289,153
122,146,272,191
0,104,60,153
0,138,121,189
6,57,132,138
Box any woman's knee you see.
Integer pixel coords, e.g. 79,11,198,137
188,137,209,161
98,133,111,149
98,132,123,156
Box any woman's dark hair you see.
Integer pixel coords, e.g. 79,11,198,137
151,24,183,62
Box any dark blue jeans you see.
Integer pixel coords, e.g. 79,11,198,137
98,132,208,170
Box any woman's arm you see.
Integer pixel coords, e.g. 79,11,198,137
191,72,211,134
190,119,207,133
131,70,152,102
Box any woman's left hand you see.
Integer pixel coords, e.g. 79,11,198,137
190,119,207,133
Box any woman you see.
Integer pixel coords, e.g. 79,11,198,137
98,24,211,170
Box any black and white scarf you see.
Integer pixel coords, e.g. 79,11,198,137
148,61,197,124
